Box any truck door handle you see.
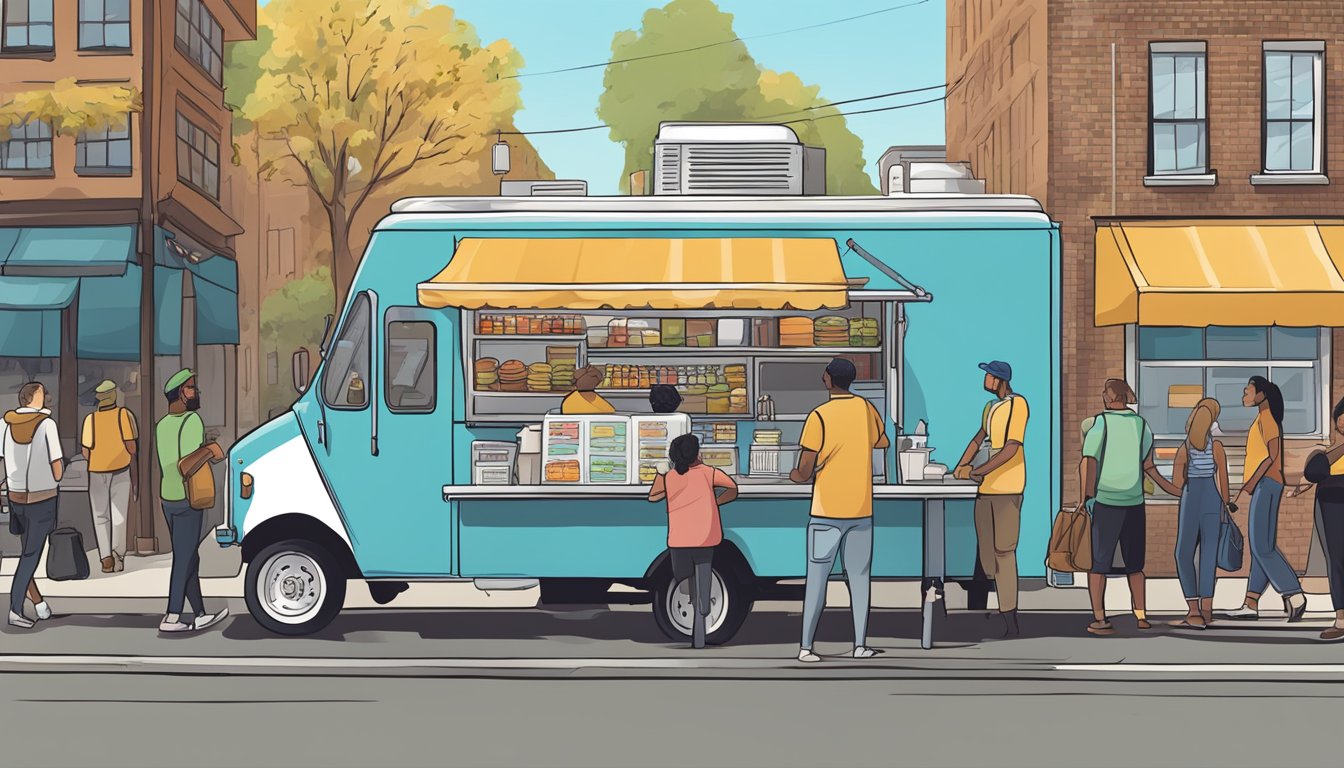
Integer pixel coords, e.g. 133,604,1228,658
317,419,326,445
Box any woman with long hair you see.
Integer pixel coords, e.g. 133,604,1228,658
1168,398,1229,629
1303,396,1344,640
647,434,737,648
1226,376,1308,621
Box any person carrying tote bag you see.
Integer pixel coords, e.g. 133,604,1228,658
1166,399,1231,629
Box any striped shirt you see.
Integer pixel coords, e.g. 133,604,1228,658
1186,442,1216,479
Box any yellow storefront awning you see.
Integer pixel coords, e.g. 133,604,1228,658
417,238,851,310
1095,220,1344,327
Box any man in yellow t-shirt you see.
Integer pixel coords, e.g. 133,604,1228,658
81,380,139,573
790,358,889,662
560,366,616,414
954,361,1028,637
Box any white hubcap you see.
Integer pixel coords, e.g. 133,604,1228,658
258,551,327,625
666,570,728,636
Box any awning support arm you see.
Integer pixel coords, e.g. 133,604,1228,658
846,239,931,300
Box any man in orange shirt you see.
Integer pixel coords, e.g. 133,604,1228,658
790,358,890,662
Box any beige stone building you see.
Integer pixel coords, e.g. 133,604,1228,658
947,0,1344,580
0,0,256,553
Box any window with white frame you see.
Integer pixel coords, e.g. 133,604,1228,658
1263,42,1324,174
175,0,223,84
1131,326,1326,439
1149,42,1208,176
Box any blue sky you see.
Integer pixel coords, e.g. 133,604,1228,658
257,0,948,193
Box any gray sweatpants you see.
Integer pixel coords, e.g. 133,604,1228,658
801,516,873,650
89,469,131,559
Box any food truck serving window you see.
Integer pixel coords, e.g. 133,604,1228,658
323,293,372,410
385,314,437,414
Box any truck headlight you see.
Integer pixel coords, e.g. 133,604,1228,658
240,472,254,500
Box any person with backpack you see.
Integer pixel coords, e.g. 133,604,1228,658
81,380,139,574
647,433,738,648
1165,398,1230,630
1,382,62,628
953,360,1029,638
1077,378,1180,636
1224,376,1308,622
154,369,228,634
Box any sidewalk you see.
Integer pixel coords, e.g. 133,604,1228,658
2,547,1337,616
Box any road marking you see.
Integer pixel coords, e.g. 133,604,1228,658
1056,664,1344,673
0,655,825,670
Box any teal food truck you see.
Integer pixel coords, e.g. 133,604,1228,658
216,196,1061,644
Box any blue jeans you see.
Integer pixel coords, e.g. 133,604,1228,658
1246,478,1302,598
162,500,207,616
801,516,873,650
9,497,57,615
1175,476,1221,599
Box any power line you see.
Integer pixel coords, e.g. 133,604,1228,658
504,0,930,80
499,86,949,137
755,82,948,121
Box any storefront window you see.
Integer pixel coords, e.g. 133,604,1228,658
1133,326,1324,438
0,357,59,409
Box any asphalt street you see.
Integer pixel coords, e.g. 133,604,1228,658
3,606,1343,767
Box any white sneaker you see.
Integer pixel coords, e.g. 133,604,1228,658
1223,605,1259,620
797,649,822,663
853,646,880,659
192,608,229,632
159,615,192,633
33,601,52,621
8,611,35,629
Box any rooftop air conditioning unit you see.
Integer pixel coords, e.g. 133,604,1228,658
653,123,823,196
500,180,588,196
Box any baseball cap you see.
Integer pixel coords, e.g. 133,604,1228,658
164,368,196,394
978,361,1013,383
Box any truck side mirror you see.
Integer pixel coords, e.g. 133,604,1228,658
292,348,312,394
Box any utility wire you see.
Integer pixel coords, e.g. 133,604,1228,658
499,87,949,137
504,0,930,80
754,82,948,121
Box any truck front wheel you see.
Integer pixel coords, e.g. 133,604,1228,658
651,561,752,646
245,539,346,636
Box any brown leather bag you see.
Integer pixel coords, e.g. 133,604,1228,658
175,416,216,511
1046,506,1092,573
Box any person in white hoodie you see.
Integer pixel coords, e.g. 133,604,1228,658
1,382,62,628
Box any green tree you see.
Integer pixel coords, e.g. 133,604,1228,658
598,0,877,194
259,266,335,417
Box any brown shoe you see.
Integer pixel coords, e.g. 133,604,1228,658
1136,619,1155,631
1087,620,1115,636
1320,626,1344,641
101,556,115,574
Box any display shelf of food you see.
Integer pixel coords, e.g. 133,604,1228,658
465,307,887,423
633,414,692,483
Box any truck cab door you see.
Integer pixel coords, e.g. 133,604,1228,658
308,291,453,577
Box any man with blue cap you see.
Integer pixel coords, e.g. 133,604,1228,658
154,369,228,633
954,360,1029,637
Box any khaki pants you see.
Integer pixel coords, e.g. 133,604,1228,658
974,494,1022,612
89,469,131,559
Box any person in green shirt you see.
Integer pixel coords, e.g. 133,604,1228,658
1077,378,1180,636
154,369,227,634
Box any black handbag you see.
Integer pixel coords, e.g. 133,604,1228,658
1217,503,1244,572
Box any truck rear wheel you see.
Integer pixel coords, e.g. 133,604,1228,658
245,539,346,636
651,561,752,646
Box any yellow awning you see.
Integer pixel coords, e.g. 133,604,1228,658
1095,221,1344,327
417,238,851,310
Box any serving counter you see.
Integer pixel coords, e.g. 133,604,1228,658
443,480,978,649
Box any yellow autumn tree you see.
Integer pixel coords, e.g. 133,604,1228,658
0,79,141,138
242,0,526,305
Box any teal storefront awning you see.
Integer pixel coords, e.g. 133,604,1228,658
0,275,78,310
0,309,61,358
76,266,184,360
1,226,136,277
156,227,239,345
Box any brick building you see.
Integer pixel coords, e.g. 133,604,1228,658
947,0,1344,581
0,0,256,553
